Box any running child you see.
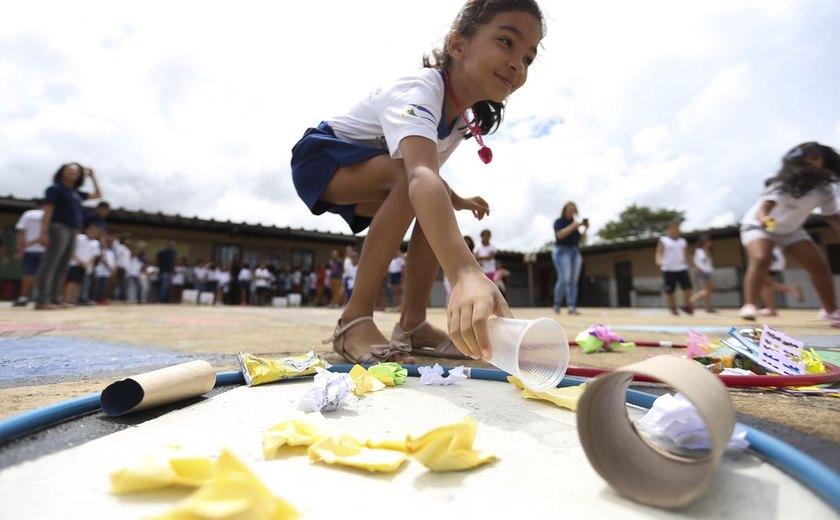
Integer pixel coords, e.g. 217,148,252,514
291,0,543,362
738,142,840,323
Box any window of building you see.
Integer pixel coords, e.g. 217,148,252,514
292,249,314,272
214,244,241,267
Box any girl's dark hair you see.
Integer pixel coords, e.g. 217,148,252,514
764,142,840,198
52,163,85,188
423,0,545,137
697,234,712,251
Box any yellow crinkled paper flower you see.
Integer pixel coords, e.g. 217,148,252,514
406,417,495,472
110,446,214,494
349,364,386,396
507,376,585,411
153,449,299,520
263,412,330,458
308,433,407,473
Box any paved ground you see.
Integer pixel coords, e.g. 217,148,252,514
1,303,839,472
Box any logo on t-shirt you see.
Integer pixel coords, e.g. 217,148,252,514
405,104,436,124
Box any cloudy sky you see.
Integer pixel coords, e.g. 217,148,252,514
2,0,839,251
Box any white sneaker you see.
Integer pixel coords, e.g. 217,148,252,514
738,304,757,320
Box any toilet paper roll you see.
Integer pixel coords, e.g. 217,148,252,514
100,361,216,417
577,355,735,509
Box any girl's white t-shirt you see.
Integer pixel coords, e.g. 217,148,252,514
344,262,358,289
741,182,839,234
70,234,98,267
473,244,497,274
693,248,713,273
254,267,270,288
658,236,688,272
95,248,115,278
327,68,465,164
388,256,406,274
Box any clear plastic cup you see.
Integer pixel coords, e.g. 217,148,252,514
486,317,569,391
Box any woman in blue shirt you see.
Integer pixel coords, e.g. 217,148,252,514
552,201,587,314
34,163,103,309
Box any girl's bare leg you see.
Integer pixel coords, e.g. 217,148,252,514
759,274,778,312
398,223,451,345
321,155,417,362
785,240,837,313
743,239,774,306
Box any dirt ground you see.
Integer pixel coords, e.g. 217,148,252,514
1,303,839,444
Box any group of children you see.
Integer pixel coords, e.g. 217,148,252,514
657,142,840,324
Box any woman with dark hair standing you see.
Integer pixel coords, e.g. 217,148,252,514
738,142,840,324
552,201,587,314
33,163,103,309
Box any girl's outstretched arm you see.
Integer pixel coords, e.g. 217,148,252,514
400,136,512,359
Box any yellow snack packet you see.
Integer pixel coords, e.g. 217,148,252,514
239,351,329,386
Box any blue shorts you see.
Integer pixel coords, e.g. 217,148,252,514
695,271,712,282
22,252,44,276
291,122,389,234
389,272,402,286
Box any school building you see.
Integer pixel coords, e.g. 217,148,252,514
1,195,838,309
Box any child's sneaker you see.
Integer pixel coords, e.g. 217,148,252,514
680,304,694,315
758,308,778,317
669,307,679,316
820,309,840,326
738,304,757,320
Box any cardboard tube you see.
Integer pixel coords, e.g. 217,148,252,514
100,361,216,417
576,355,735,509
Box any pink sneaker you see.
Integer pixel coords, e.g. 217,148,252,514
820,309,840,325
738,304,757,320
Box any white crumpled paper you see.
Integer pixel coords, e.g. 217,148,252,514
636,392,749,451
418,364,469,386
298,368,354,412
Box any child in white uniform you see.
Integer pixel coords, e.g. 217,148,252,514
655,221,694,315
291,0,544,363
738,142,840,323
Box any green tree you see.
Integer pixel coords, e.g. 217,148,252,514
597,204,685,241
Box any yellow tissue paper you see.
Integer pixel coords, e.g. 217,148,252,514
407,417,495,472
153,449,299,520
308,433,408,473
263,413,330,458
110,447,214,494
365,436,409,453
508,376,585,411
349,364,386,396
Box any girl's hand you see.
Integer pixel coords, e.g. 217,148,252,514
38,233,50,247
447,271,513,360
455,196,490,220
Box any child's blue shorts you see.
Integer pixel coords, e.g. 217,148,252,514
291,122,389,234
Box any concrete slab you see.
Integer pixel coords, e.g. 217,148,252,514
0,377,835,519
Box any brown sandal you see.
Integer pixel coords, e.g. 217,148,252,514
391,321,469,359
323,317,416,364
